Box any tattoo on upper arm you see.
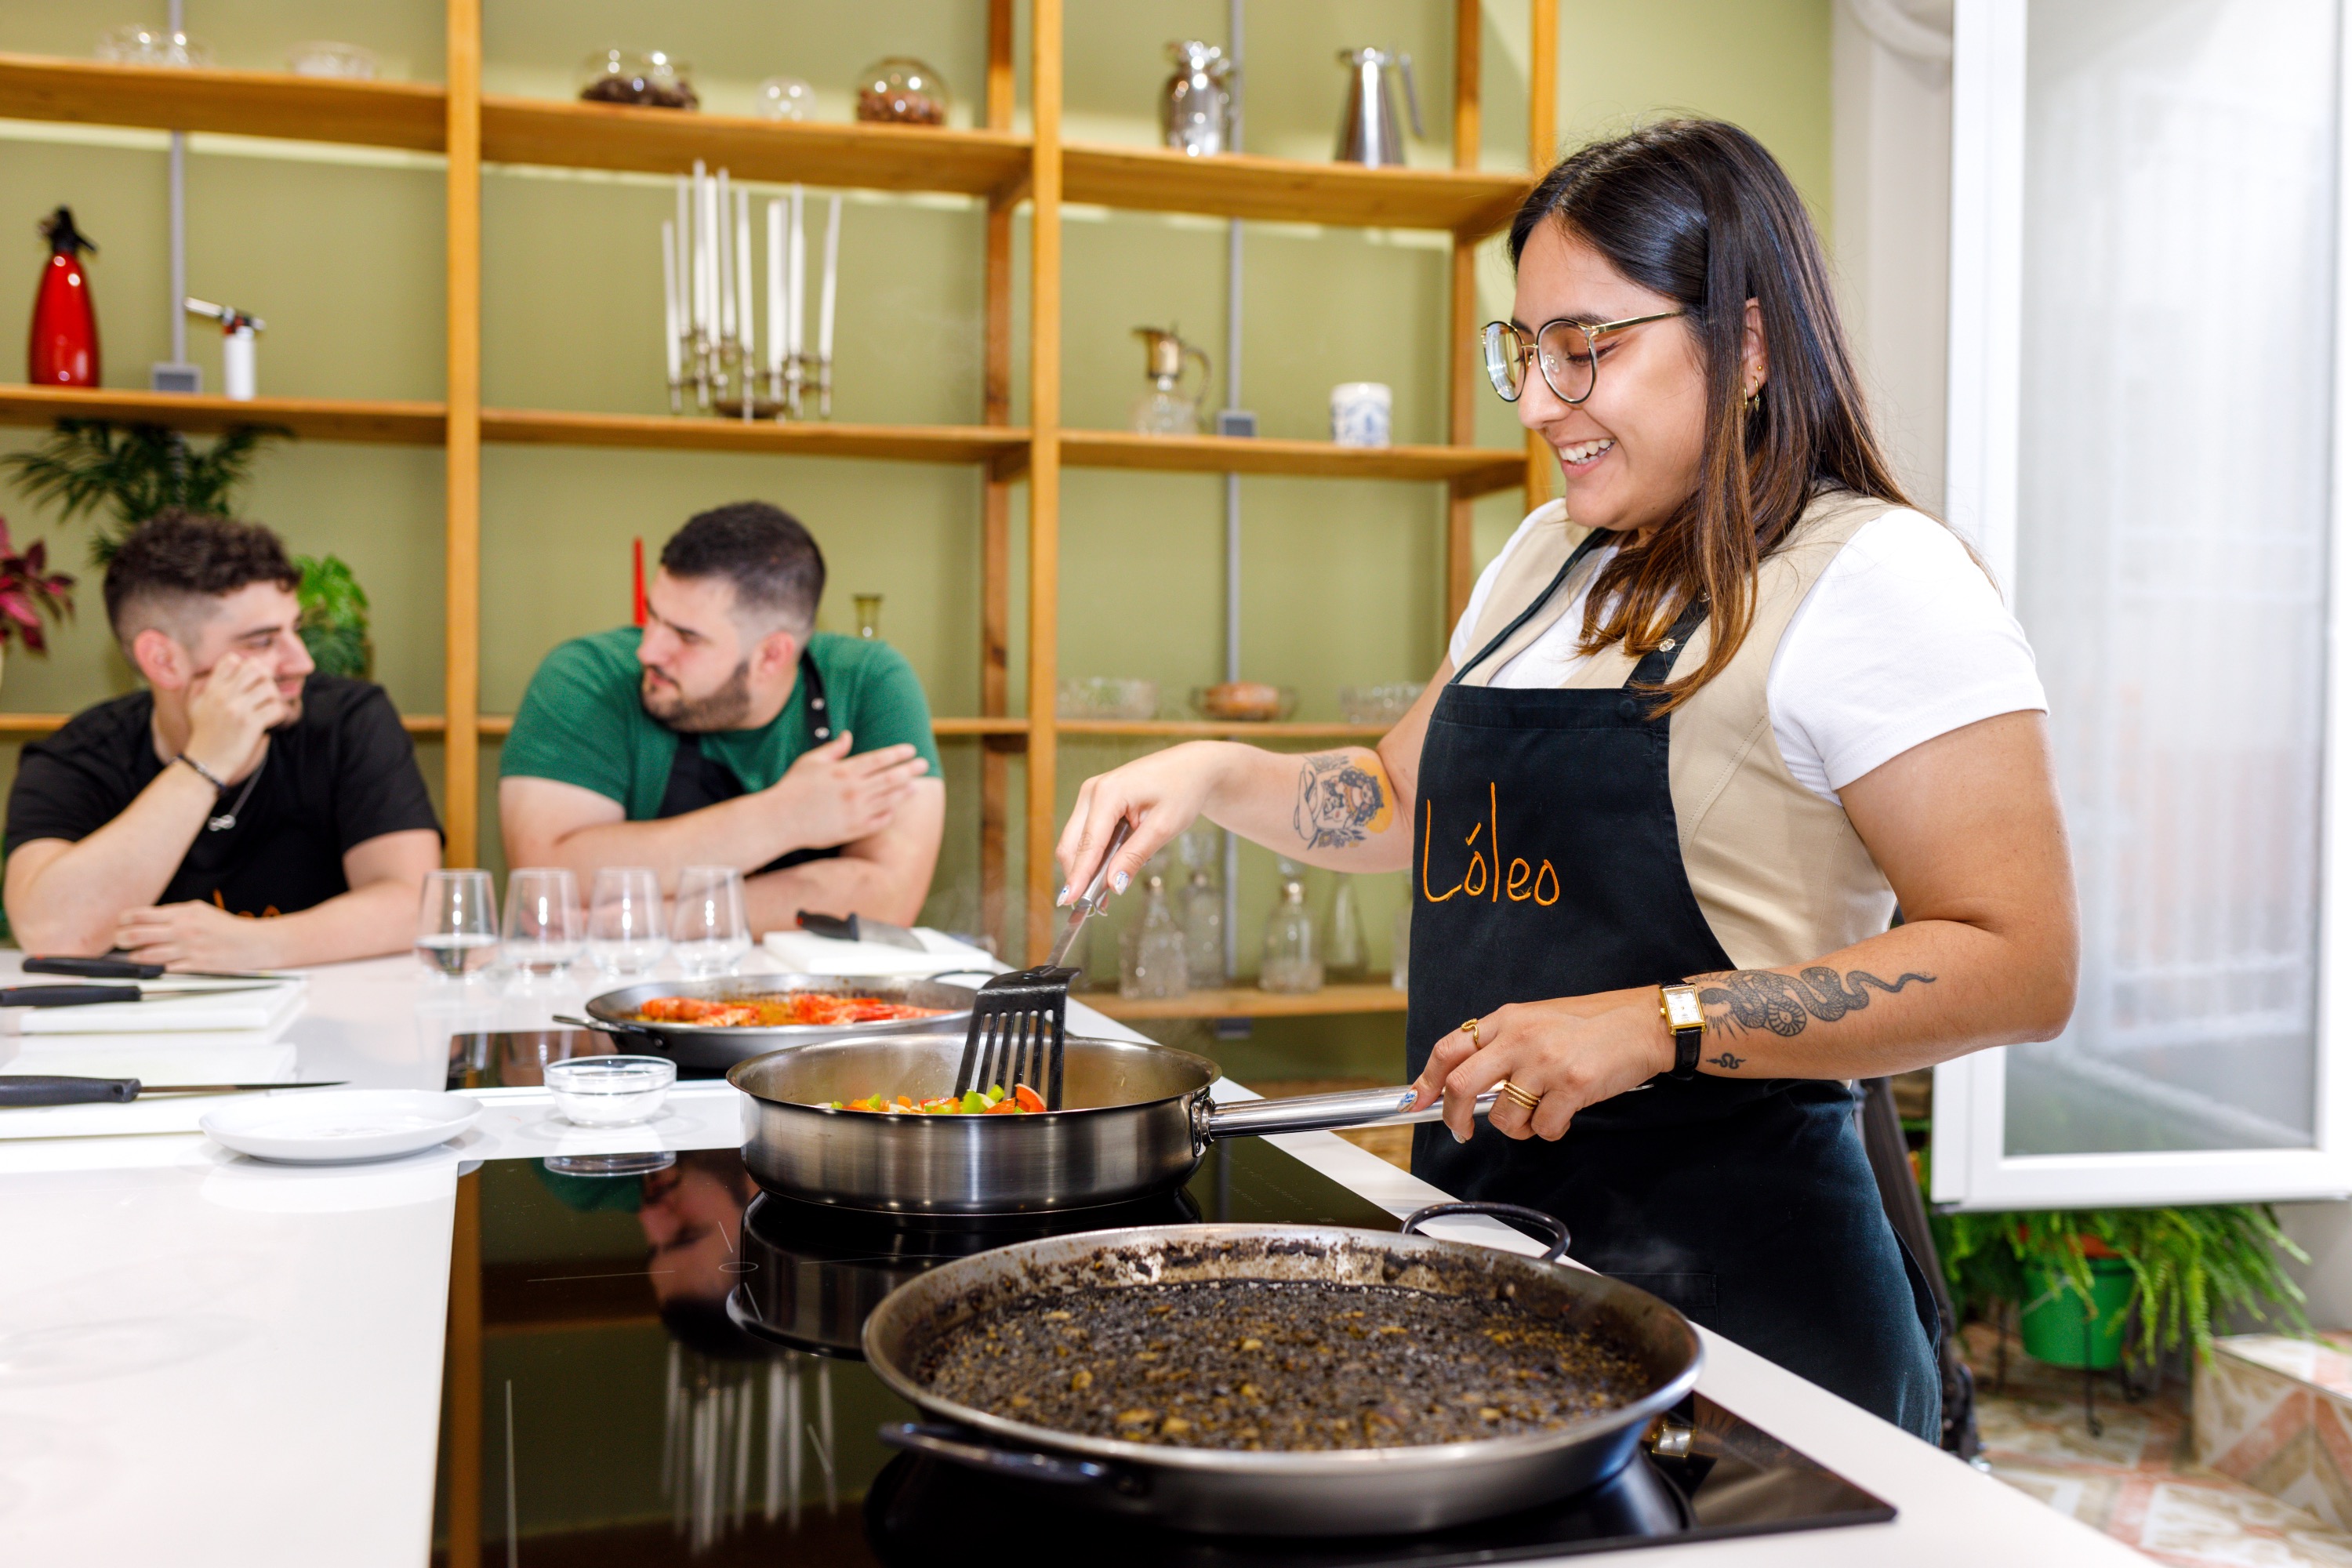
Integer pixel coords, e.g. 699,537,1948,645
1293,751,1395,851
1689,967,1935,1039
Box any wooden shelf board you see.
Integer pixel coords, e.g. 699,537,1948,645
0,385,447,445
481,407,1027,465
1060,428,1523,492
481,95,1031,198
1057,720,1389,740
0,53,447,151
1063,143,1530,234
0,713,1009,741
1087,982,1406,1021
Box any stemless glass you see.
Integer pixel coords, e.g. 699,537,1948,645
416,869,499,980
503,868,583,978
587,867,669,977
671,866,750,977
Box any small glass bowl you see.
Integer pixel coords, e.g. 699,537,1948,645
1058,677,1160,721
1338,682,1425,726
545,1054,675,1127
855,56,949,125
98,25,211,68
1191,682,1298,723
288,41,379,79
578,48,698,110
755,75,815,122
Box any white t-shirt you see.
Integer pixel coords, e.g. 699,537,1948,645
1446,506,2048,804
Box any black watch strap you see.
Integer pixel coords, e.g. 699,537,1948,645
1660,983,1705,1080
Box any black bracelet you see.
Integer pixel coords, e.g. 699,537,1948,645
173,752,228,791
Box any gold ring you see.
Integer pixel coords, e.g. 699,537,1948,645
1460,1018,1483,1048
1497,1078,1542,1112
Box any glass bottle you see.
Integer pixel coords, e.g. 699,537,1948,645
1392,902,1411,992
1326,877,1368,982
1120,874,1190,1000
1259,879,1323,994
854,593,883,639
1180,868,1225,988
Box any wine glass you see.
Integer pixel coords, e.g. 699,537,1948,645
671,865,750,977
587,867,669,978
416,869,498,980
503,868,583,980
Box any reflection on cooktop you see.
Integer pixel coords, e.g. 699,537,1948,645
430,1075,1893,1566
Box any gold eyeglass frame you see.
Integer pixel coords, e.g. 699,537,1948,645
1480,310,1686,405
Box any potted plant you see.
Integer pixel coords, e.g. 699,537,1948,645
0,416,372,678
0,516,74,685
1933,1199,2309,1372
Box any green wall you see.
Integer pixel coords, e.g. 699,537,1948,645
0,0,1830,1076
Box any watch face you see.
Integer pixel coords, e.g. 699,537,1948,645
1664,989,1704,1029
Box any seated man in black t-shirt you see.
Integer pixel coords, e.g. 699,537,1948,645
3,509,442,968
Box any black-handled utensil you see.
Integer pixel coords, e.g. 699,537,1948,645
0,982,280,1008
953,819,1131,1110
0,1076,347,1107
794,910,927,951
24,955,289,982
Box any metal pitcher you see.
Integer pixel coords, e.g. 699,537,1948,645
1131,326,1212,435
1161,39,1234,158
1334,46,1421,166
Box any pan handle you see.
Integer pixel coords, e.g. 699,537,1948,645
1403,1201,1571,1264
878,1422,1138,1494
553,1014,669,1052
1198,1084,1497,1143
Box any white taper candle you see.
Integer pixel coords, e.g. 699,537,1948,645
690,161,710,335
818,194,841,363
660,219,681,383
734,187,753,362
715,168,735,343
766,199,786,373
786,185,805,364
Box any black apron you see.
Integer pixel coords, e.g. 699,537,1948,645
655,649,844,877
1406,532,1941,1439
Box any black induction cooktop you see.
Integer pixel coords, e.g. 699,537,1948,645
430,1030,1894,1565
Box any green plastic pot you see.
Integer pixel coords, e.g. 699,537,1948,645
2019,1258,2135,1370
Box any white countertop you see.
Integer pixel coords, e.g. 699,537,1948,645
0,954,2142,1566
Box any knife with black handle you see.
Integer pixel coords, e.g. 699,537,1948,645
0,983,279,1007
24,955,289,982
0,1076,347,1107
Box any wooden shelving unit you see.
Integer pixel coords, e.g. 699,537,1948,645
0,2,1559,1009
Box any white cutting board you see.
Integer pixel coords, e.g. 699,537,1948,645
0,1041,301,1139
20,980,305,1034
761,927,1001,977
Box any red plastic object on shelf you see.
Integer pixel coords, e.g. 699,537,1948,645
632,536,647,626
27,207,99,387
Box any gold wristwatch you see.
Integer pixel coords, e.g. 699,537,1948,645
1659,984,1704,1080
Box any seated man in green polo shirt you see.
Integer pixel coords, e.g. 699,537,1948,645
499,502,942,931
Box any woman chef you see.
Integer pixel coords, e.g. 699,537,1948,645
1053,120,2078,1439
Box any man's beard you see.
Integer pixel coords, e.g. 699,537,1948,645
642,660,754,732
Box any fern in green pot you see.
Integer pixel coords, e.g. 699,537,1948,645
0,419,286,561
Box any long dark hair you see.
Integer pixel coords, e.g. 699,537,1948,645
1507,119,1911,708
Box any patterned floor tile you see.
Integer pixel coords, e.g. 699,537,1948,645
1965,1323,2352,1568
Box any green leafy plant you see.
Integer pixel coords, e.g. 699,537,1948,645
1932,1200,2310,1367
0,514,73,654
0,419,288,561
294,554,372,679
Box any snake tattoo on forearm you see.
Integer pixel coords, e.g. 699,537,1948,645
1687,967,1936,1046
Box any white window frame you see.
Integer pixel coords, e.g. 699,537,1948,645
1931,0,2352,1210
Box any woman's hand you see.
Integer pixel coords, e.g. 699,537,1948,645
1408,989,1675,1142
1054,742,1241,904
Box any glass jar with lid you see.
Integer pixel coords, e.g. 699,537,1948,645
855,56,950,125
578,49,698,110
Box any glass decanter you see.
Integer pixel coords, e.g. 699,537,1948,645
1259,879,1323,995
1120,873,1191,1000
1326,877,1369,982
1181,867,1225,989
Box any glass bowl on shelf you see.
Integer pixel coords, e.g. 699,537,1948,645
1338,682,1425,726
288,41,379,79
97,25,210,67
578,48,698,110
1191,682,1298,723
855,56,950,125
1058,677,1160,722
755,75,815,122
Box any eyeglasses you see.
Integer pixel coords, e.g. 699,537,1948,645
1480,311,1685,405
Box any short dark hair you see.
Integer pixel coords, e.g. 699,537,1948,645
659,502,825,633
103,506,301,643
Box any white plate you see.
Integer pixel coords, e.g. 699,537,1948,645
199,1090,481,1164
